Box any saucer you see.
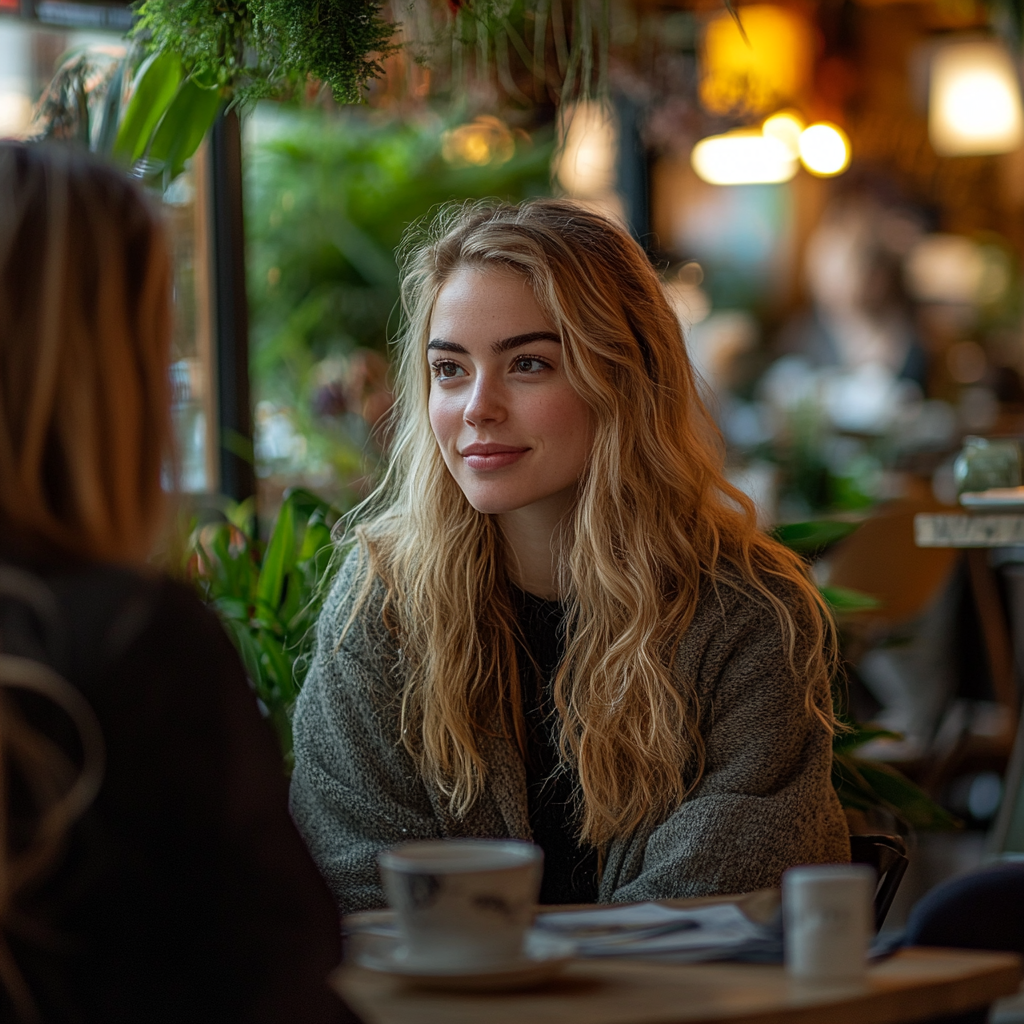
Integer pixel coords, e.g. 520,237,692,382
353,929,576,991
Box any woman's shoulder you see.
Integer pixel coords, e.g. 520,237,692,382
678,557,822,685
315,543,398,674
54,564,241,692
692,558,813,630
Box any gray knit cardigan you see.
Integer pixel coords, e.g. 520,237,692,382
289,551,850,915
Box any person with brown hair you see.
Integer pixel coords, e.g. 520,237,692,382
290,199,850,914
0,142,355,1023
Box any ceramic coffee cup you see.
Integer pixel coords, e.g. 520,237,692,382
783,864,875,982
378,839,544,970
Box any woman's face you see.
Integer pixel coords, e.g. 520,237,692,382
427,265,593,518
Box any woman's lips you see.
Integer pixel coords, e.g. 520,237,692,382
460,444,529,471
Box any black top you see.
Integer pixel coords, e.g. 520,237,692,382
511,587,599,905
0,556,357,1024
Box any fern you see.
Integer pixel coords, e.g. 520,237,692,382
131,0,398,106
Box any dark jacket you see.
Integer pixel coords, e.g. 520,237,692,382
0,557,355,1024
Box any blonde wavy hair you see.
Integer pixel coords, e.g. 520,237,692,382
351,198,835,850
0,142,172,1020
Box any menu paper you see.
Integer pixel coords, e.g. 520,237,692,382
535,902,766,960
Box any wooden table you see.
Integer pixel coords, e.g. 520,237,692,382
336,946,1021,1024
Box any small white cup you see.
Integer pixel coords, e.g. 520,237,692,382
783,864,875,982
378,839,543,971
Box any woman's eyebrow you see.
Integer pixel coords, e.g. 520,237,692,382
492,331,561,353
427,339,467,353
426,331,561,354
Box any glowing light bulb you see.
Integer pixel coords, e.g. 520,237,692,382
929,41,1024,156
691,130,798,185
762,111,804,157
798,123,850,176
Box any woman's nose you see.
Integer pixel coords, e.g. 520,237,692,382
463,373,506,426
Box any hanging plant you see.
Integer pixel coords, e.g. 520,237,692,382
132,0,398,106
28,0,399,188
390,0,609,109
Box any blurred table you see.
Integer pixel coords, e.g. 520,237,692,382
336,946,1021,1024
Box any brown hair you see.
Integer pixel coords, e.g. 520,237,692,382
351,198,836,849
0,142,174,565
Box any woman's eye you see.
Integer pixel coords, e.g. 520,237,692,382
513,356,549,374
431,360,466,380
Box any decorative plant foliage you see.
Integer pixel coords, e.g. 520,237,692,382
28,43,224,188
391,0,610,107
833,720,958,830
29,48,124,148
185,489,343,767
777,521,954,830
132,0,398,106
771,519,861,556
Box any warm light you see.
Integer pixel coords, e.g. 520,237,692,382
929,41,1024,156
441,116,515,168
700,5,813,117
0,92,31,138
555,102,618,198
691,130,798,185
798,122,851,176
762,111,804,157
903,233,1012,306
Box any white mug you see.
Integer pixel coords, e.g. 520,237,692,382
783,864,875,982
378,839,543,970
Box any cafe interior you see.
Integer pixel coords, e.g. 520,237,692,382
5,0,1024,1019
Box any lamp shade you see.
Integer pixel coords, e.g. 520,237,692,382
929,40,1024,156
700,5,812,117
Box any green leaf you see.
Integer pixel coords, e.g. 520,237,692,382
94,58,126,157
285,487,342,528
212,594,249,623
220,616,265,694
146,76,223,181
833,723,903,757
260,632,297,702
849,758,959,830
277,566,306,628
773,520,861,554
820,585,883,612
226,497,257,537
257,495,298,612
114,49,182,163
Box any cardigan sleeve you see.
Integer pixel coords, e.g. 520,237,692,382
602,584,850,902
289,553,443,915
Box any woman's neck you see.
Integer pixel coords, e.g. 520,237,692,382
498,487,575,600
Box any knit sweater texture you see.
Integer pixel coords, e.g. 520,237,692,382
290,550,850,914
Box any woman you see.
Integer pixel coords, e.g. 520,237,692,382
291,199,849,914
0,142,355,1023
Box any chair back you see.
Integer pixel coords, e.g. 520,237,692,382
904,861,1024,953
849,833,910,931
902,862,1024,1024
